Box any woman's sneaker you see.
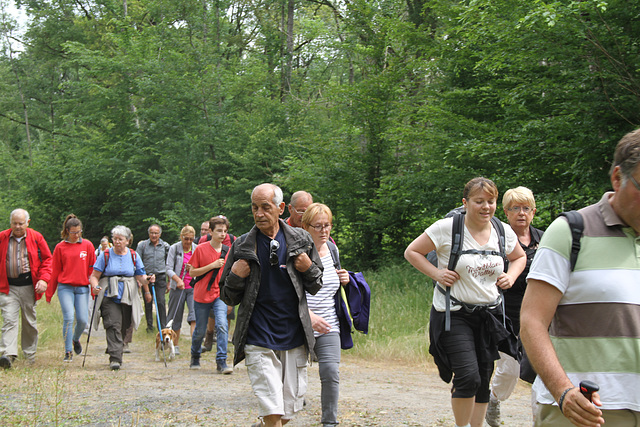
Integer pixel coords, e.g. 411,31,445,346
63,351,73,362
485,395,501,427
73,340,82,355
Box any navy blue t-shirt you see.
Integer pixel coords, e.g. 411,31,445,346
246,229,305,350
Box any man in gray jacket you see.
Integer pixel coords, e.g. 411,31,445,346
220,183,323,427
136,224,170,331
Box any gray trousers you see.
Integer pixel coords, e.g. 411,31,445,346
100,297,132,364
314,331,341,426
0,285,38,360
144,273,167,329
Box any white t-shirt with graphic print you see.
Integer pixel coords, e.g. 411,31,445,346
426,216,518,311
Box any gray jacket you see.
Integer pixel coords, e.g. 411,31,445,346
166,241,198,290
220,219,323,366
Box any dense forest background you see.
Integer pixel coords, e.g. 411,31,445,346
0,0,638,269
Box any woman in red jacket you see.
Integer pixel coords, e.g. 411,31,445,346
47,214,96,362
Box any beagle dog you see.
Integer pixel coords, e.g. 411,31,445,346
155,328,177,361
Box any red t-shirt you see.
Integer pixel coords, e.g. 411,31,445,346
190,242,227,303
46,239,96,302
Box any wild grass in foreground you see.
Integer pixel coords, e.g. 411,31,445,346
347,262,434,366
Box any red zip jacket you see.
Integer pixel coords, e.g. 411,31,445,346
46,239,96,302
0,228,53,300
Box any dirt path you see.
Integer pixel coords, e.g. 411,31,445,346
0,325,535,426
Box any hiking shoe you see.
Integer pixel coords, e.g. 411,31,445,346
0,355,14,369
485,395,501,427
190,357,201,370
109,361,121,371
123,343,131,353
202,331,214,352
73,340,82,355
63,351,73,362
216,361,233,375
174,346,180,356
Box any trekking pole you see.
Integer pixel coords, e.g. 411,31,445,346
151,276,167,367
579,380,599,402
83,288,100,368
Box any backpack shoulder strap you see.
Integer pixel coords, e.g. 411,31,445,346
558,210,584,272
447,213,465,271
444,213,465,332
327,241,341,270
490,217,507,271
206,245,230,291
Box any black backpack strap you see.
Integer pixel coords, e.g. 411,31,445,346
490,216,507,269
443,213,466,331
328,241,341,270
490,217,507,328
447,213,465,271
206,245,230,291
558,211,584,272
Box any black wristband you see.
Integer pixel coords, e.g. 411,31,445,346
558,387,574,414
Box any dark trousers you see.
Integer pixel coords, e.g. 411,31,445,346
101,297,132,364
144,274,167,330
440,312,495,402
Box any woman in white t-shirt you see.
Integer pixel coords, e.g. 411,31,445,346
302,203,350,427
405,177,526,427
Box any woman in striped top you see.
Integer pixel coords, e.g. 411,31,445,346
302,203,350,427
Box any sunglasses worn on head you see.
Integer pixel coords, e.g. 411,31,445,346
269,239,280,266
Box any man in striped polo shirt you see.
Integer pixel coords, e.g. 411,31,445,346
521,128,640,426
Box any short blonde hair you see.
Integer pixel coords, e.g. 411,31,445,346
301,203,333,229
503,186,536,209
180,224,196,237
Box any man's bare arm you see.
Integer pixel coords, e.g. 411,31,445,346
521,279,603,426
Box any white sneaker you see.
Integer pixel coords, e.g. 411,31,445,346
174,346,180,355
485,395,501,427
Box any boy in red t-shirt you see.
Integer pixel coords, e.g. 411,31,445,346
186,217,233,373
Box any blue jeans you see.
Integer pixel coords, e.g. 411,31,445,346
192,298,228,362
57,284,90,352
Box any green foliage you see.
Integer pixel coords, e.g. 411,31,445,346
0,0,637,261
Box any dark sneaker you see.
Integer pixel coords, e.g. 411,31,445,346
109,361,121,371
73,340,82,355
216,361,233,375
0,355,14,369
190,357,201,370
485,395,501,427
63,351,73,362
